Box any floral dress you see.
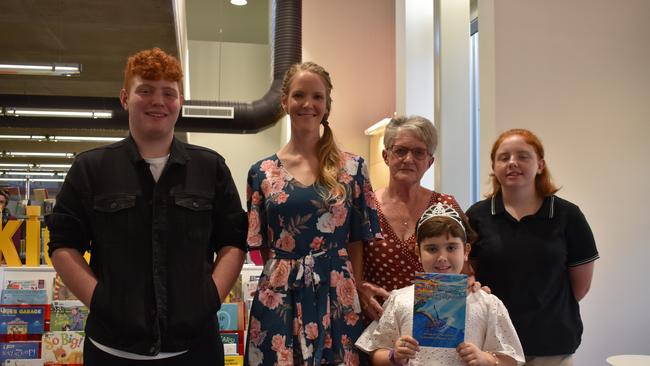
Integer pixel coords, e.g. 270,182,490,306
245,153,382,366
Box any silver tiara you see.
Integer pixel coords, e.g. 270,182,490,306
416,202,466,237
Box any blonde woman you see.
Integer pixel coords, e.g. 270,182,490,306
244,62,382,366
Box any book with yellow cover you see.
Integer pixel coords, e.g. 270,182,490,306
224,355,243,366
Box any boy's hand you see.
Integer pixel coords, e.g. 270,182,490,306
456,342,498,365
393,336,420,364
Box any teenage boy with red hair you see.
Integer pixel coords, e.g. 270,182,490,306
47,48,247,365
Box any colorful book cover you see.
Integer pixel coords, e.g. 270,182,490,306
51,277,77,302
50,301,88,332
41,331,84,366
413,272,467,348
3,281,44,291
0,291,47,306
0,307,45,335
224,355,244,366
224,275,243,303
217,302,245,331
0,342,40,362
242,274,260,302
220,330,244,355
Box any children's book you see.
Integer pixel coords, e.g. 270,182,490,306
217,302,245,331
224,355,244,366
0,342,40,362
224,275,243,303
41,331,84,366
0,307,45,335
50,301,88,332
51,277,77,302
0,291,47,306
220,330,244,355
3,281,44,292
413,272,467,348
3,359,43,365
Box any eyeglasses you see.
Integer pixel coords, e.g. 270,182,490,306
389,145,431,161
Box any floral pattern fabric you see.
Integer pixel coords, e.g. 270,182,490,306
245,153,382,366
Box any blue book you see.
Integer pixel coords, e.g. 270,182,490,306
0,342,40,362
413,273,467,348
0,290,47,306
217,303,244,331
0,307,45,335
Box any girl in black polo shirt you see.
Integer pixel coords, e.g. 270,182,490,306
467,129,599,366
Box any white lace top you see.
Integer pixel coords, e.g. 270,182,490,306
355,285,525,365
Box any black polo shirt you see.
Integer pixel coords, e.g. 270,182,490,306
46,136,247,356
467,193,599,356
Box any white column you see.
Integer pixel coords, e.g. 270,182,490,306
437,0,471,209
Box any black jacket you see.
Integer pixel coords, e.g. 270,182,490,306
46,136,247,355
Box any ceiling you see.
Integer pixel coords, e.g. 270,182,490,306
0,0,270,184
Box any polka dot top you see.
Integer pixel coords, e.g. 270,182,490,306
363,192,462,292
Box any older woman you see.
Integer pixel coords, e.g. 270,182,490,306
358,116,463,320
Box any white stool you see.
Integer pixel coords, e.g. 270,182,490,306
606,355,650,366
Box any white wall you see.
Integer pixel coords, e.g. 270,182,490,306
187,40,283,207
479,0,650,364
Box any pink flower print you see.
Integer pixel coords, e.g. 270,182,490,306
341,334,350,346
337,248,348,257
247,210,262,246
305,322,319,340
344,157,359,176
322,313,330,329
316,212,336,233
251,191,262,205
271,334,286,352
275,191,289,204
249,316,266,346
364,182,377,209
324,334,332,349
330,271,344,288
344,311,359,326
260,159,278,172
340,170,353,184
276,348,293,366
269,260,291,289
336,278,357,307
344,348,360,366
261,179,271,196
331,204,348,227
258,288,284,310
310,236,324,251
276,230,296,252
269,176,286,195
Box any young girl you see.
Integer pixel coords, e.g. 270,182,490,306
355,203,525,365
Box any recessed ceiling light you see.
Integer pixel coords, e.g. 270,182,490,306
231,0,247,5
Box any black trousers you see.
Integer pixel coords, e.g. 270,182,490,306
83,327,224,366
